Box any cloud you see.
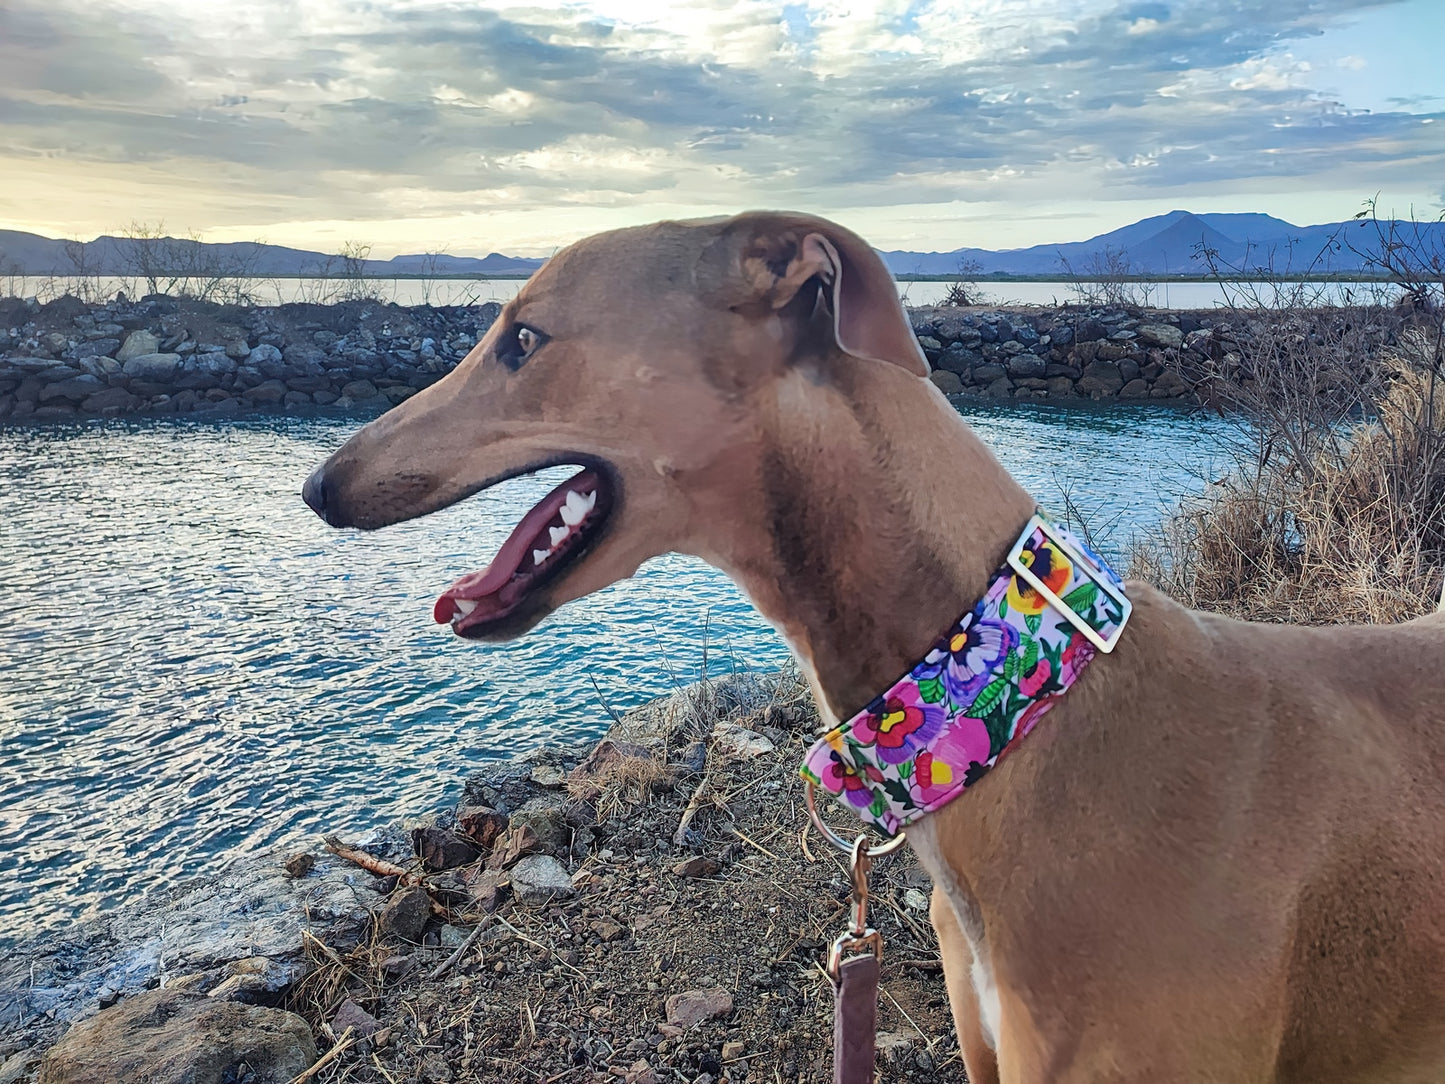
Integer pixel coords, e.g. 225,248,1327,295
0,0,1440,250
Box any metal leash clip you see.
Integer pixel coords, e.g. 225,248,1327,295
828,834,884,980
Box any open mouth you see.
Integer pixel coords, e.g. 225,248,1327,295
432,464,615,638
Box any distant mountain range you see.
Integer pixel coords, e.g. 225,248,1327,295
0,230,546,278
2,210,1440,280
880,210,1445,277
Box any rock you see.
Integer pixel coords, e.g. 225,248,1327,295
509,800,572,852
115,330,160,362
721,1040,745,1061
590,916,626,942
40,375,105,403
983,376,1014,399
485,823,541,870
0,1049,40,1084
671,856,720,879
509,855,575,902
121,352,180,382
411,827,481,871
712,722,774,759
378,886,432,943
971,362,1006,384
1137,322,1184,349
530,763,568,788
206,955,300,1001
224,340,251,359
464,867,508,910
247,343,283,369
1153,369,1189,397
1045,376,1076,398
663,988,733,1029
283,391,312,408
1077,360,1124,397
75,338,120,359
243,379,288,404
456,804,509,849
37,987,315,1084
332,998,381,1039
903,887,930,912
283,852,315,878
928,370,962,395
341,379,379,400
1006,353,1047,378
1119,378,1151,399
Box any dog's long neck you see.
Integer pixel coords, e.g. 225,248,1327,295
700,360,1038,722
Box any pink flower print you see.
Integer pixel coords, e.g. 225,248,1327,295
1018,655,1053,698
911,716,991,805
854,685,946,765
818,749,885,809
1060,632,1097,685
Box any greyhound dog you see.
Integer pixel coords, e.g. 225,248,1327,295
302,212,1445,1083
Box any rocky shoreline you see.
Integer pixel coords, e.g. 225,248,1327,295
2,672,964,1084
0,293,1406,422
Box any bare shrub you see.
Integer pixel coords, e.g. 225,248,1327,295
1058,245,1156,308
941,258,990,307
113,221,263,303
1133,207,1445,624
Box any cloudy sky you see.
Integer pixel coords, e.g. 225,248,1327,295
1,0,1442,256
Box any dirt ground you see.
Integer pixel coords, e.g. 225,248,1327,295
288,669,966,1084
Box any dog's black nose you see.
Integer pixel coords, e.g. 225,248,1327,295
302,466,330,521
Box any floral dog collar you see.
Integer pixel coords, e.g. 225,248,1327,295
801,511,1131,836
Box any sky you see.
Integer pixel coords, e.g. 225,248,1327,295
0,0,1442,257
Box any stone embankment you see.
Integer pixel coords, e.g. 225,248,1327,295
0,293,1404,422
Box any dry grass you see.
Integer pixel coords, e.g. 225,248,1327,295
1133,328,1445,623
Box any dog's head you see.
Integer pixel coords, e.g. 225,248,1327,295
302,211,928,640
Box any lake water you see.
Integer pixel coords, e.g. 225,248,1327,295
8,275,1400,310
0,402,1232,947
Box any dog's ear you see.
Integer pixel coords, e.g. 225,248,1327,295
746,223,929,377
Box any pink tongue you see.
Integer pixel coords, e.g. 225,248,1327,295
433,470,596,623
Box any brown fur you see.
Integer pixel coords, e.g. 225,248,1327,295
304,212,1445,1083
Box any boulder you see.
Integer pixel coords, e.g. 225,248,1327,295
243,379,288,405
341,379,379,401
115,330,161,362
928,370,963,395
1006,353,1047,378
40,375,105,403
1077,360,1124,397
121,353,180,382
246,344,283,369
1137,322,1184,350
37,988,315,1084
1119,378,1151,399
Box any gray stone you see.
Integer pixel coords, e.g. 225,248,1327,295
1006,353,1047,378
312,389,339,405
40,375,104,403
75,339,120,359
1,356,74,375
243,379,288,405
1119,378,1151,399
37,988,316,1084
341,379,379,400
509,801,571,852
115,330,160,362
510,855,576,901
224,340,251,359
77,355,121,379
1045,376,1077,398
246,343,283,369
1137,322,1184,349
1077,360,1124,397
983,376,1014,399
928,370,962,395
121,353,180,382
971,362,1007,384
283,391,312,408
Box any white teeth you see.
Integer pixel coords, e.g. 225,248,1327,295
549,525,569,546
454,599,478,616
532,548,550,567
560,489,596,527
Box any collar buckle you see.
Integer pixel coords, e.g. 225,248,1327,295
1006,513,1132,654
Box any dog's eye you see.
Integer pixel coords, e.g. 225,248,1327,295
498,324,546,371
